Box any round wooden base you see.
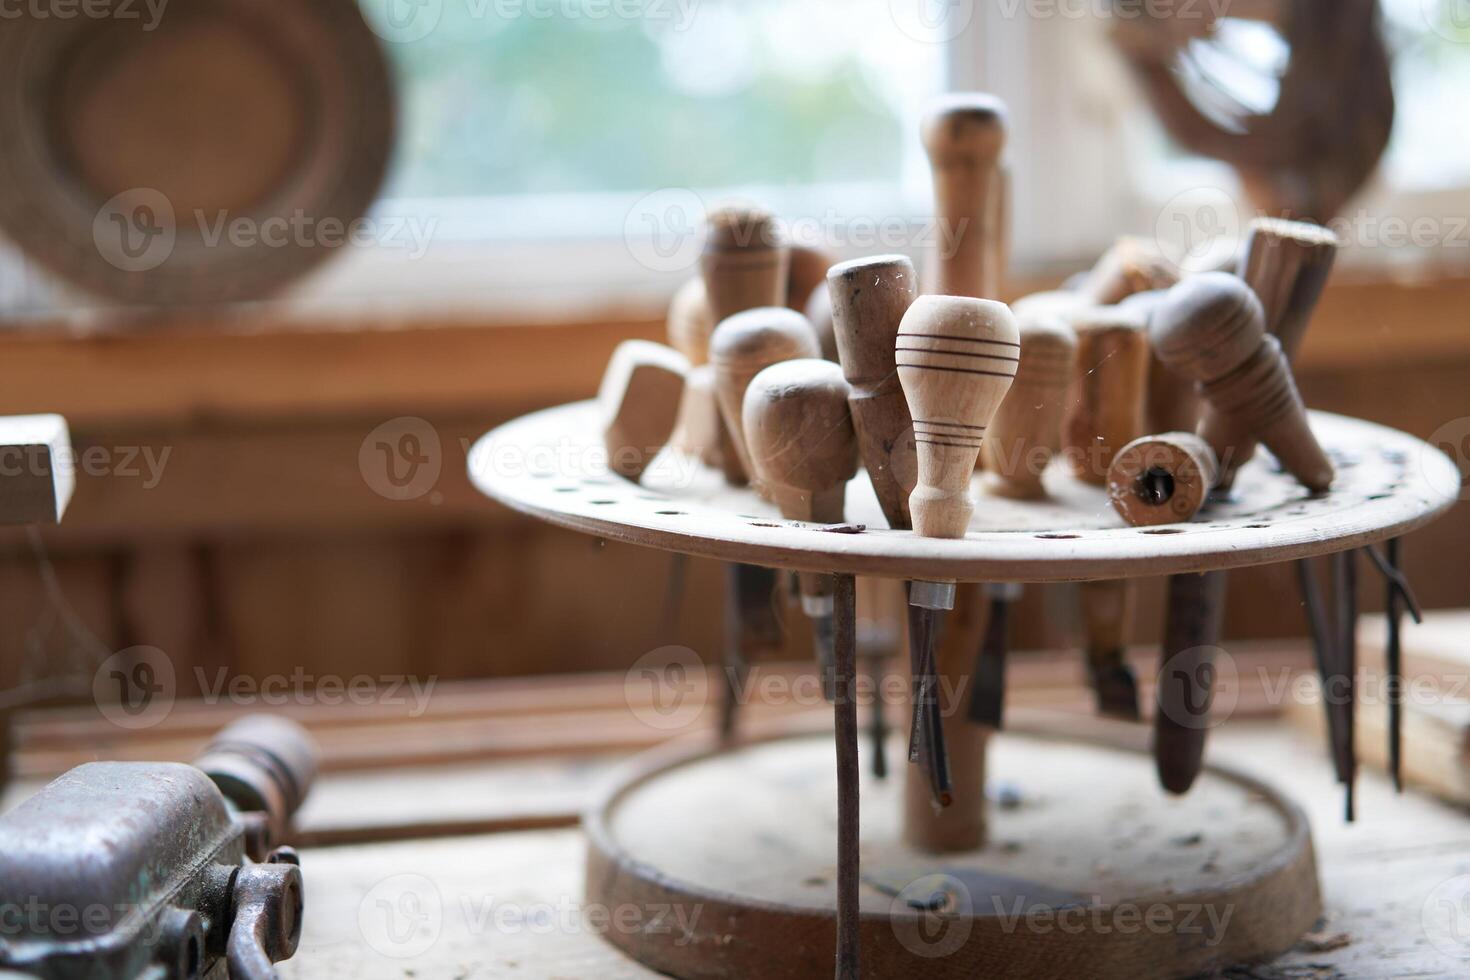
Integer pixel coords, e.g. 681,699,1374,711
586,728,1320,979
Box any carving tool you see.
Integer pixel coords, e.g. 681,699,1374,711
598,340,689,483
1065,307,1150,720
921,94,1007,299
1364,539,1422,793
1107,432,1219,527
968,582,1020,729
743,358,859,698
1153,570,1228,794
980,313,1076,500
1150,272,1334,493
711,307,822,486
700,205,793,739
1332,549,1358,821
828,255,919,779
1205,217,1341,489
897,295,1019,811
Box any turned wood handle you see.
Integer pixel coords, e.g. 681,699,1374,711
1154,570,1229,795
598,340,689,483
701,206,791,485
897,295,1018,538
1202,218,1341,487
743,358,858,601
981,313,1077,500
827,254,919,529
1107,432,1219,527
921,94,1008,299
1151,272,1334,493
666,276,715,366
710,308,821,484
1062,307,1150,486
1078,236,1179,307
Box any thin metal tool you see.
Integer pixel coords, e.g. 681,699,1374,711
1365,539,1422,793
1332,549,1358,822
832,574,861,980
904,597,951,806
721,564,783,740
865,650,889,780
968,583,1021,728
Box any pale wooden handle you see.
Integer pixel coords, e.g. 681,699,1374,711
921,94,1008,299
981,314,1076,499
897,295,1019,538
598,340,690,483
711,309,821,485
701,206,791,485
1062,310,1150,486
827,254,919,529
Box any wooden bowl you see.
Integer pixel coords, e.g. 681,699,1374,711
0,0,395,306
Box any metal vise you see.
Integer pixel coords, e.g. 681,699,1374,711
0,715,318,979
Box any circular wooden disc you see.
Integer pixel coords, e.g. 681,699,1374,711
470,401,1457,583
586,727,1320,980
0,0,394,305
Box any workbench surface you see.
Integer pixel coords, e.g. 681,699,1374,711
278,721,1470,979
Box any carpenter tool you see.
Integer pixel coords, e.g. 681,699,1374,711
711,307,822,486
897,295,1019,807
743,359,860,698
1153,570,1229,794
1204,217,1341,489
1065,307,1151,720
0,715,317,979
598,339,689,483
1107,432,1219,527
968,582,1021,729
1365,539,1422,794
921,94,1007,299
700,206,795,738
1150,272,1334,493
980,313,1076,500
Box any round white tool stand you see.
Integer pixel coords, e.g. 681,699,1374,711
585,723,1317,979
471,401,1458,979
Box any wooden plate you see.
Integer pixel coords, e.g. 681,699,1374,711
471,402,1459,583
586,723,1321,979
0,0,395,306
